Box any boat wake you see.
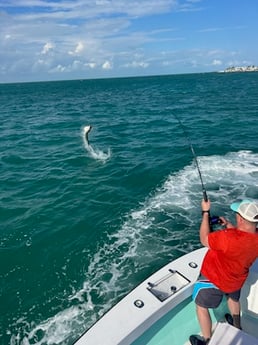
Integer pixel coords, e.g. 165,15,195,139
82,125,111,162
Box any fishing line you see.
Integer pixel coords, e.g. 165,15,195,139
173,114,208,201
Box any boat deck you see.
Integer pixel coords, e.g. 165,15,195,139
74,249,258,345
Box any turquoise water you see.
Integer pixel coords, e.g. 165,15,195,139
1,73,258,344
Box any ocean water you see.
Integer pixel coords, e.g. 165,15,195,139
1,72,258,345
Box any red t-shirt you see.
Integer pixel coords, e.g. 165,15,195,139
201,228,258,293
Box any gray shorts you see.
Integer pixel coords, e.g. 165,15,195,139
192,280,241,308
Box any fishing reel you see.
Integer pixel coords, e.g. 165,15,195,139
209,215,223,231
209,215,222,226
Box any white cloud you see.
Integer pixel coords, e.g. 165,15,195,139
69,42,84,56
124,61,149,68
102,61,113,70
41,42,54,54
85,62,97,69
4,34,11,40
207,50,222,57
75,42,84,54
212,59,222,66
36,59,45,65
198,27,224,33
2,0,177,21
51,64,67,73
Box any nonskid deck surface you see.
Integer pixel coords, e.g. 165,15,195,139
132,295,228,345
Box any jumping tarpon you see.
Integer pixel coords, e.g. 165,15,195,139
83,125,92,146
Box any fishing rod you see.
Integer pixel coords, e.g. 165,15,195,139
173,114,208,202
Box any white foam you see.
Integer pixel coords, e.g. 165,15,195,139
17,150,258,344
11,306,88,345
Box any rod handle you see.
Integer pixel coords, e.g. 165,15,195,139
203,190,208,202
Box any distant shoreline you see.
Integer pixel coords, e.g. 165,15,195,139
220,65,258,73
1,69,258,85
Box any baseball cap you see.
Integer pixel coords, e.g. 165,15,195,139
230,199,258,223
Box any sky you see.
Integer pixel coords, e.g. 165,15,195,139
0,0,258,83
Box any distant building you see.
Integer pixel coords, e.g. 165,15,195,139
223,65,258,73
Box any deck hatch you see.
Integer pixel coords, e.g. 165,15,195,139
147,270,190,302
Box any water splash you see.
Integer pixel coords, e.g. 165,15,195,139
82,126,111,162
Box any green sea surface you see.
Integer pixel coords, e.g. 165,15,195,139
1,72,258,344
